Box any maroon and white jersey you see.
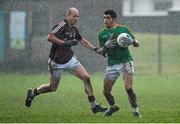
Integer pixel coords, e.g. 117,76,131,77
49,19,82,64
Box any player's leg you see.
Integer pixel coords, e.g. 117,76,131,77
103,64,122,116
25,77,60,107
70,64,107,113
103,75,119,116
34,75,60,94
123,74,141,117
122,61,141,117
25,59,62,107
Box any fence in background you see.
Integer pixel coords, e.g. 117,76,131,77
0,0,179,75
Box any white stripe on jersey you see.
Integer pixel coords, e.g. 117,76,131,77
51,21,66,34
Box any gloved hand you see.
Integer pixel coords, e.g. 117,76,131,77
64,39,78,46
93,47,107,57
132,39,139,47
104,39,118,48
93,47,101,54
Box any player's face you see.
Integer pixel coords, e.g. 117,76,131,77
68,11,79,25
104,14,114,28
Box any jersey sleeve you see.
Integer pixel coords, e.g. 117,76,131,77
123,26,135,39
50,22,65,35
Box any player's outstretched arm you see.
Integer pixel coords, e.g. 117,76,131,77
80,38,96,50
80,38,105,56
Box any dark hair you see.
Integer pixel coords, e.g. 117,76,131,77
104,9,117,18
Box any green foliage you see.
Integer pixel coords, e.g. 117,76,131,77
0,73,180,123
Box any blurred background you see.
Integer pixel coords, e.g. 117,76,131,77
0,0,180,75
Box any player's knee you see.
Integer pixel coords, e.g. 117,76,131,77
50,86,57,92
124,84,132,90
82,75,90,83
49,79,59,92
49,84,58,92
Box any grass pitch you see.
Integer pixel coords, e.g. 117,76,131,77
0,73,180,123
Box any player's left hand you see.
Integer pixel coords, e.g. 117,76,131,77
132,40,139,47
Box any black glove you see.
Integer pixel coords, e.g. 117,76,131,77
64,39,78,46
93,47,101,54
132,39,139,47
93,47,107,57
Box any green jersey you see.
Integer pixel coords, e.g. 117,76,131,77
98,25,135,66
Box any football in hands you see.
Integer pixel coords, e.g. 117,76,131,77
116,33,134,48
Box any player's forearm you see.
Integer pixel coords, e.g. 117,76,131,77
47,34,64,45
80,38,96,50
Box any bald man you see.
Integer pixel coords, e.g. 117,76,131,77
25,7,107,114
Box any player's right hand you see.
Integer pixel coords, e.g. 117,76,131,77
93,47,107,57
93,47,101,54
64,39,78,46
104,39,118,48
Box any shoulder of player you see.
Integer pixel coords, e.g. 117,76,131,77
116,24,132,31
98,26,106,35
56,21,66,28
116,23,129,29
51,21,66,33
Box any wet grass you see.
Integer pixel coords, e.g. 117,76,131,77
0,73,180,123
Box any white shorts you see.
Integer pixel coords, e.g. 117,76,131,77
105,61,134,81
48,56,81,79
